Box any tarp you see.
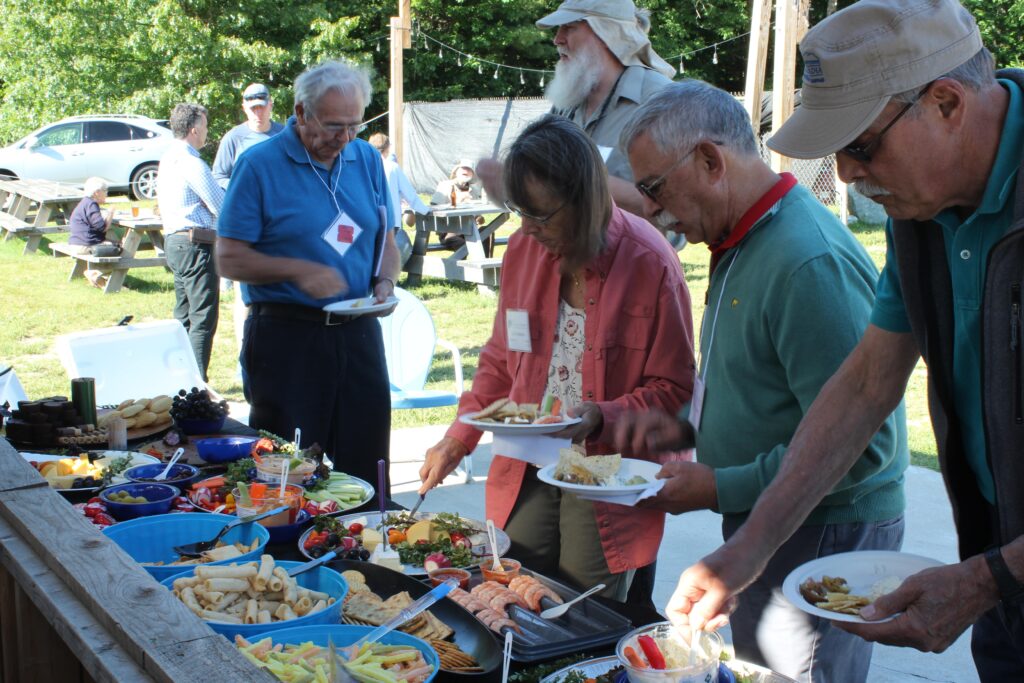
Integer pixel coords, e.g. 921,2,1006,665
402,97,551,193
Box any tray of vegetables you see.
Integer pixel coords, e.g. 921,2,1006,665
298,511,511,575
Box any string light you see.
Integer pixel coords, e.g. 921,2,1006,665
408,27,755,82
376,41,380,52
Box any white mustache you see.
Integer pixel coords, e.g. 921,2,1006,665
852,180,893,198
653,210,679,230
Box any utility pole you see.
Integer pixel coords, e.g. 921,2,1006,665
389,0,411,164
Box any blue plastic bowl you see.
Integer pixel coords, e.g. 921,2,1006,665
161,561,348,640
103,512,270,582
124,463,201,492
267,509,313,544
100,483,178,521
176,415,227,435
246,624,439,682
194,436,257,463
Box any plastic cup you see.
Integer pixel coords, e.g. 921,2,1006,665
131,205,140,218
232,483,304,526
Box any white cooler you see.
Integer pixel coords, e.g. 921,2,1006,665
56,320,206,406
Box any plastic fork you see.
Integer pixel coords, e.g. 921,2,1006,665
486,519,503,572
539,583,605,619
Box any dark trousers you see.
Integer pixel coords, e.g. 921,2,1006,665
165,232,219,380
972,596,1024,680
241,311,391,492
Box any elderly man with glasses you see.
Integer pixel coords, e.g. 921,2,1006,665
216,59,400,490
616,80,909,683
658,0,1024,677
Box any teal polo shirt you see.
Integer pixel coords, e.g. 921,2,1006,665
870,78,1024,504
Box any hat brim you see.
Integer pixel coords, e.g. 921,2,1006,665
766,95,890,160
244,97,269,106
536,8,588,28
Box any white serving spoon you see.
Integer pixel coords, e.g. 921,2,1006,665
539,583,605,619
154,448,185,481
486,519,504,572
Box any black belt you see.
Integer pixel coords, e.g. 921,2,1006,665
249,302,359,326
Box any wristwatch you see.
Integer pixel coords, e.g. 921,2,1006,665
984,547,1024,603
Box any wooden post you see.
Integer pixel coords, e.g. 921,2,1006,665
743,0,773,131
389,0,411,164
771,0,799,172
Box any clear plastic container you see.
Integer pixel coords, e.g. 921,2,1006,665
616,622,723,683
232,483,304,526
255,456,316,485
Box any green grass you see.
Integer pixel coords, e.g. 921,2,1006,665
0,215,939,469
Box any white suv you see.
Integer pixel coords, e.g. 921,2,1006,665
0,114,174,200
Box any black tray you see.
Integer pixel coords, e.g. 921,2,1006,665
456,567,634,664
331,559,502,680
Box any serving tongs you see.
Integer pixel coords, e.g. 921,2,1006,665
173,505,290,558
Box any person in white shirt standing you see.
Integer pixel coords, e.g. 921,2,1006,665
368,132,428,266
157,103,225,380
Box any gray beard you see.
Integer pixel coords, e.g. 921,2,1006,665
545,48,602,112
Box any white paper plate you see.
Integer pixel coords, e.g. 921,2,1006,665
782,550,944,624
459,413,581,435
21,450,160,492
322,295,398,315
536,458,663,505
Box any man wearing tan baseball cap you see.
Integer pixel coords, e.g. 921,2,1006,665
663,0,1024,676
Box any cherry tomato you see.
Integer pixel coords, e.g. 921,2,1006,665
93,513,116,526
83,502,105,518
450,532,472,549
348,522,364,535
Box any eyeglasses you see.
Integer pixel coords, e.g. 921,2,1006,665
839,81,934,164
635,140,722,202
504,199,567,225
311,115,367,138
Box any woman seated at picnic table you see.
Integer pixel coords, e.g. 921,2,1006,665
67,176,120,287
418,114,695,601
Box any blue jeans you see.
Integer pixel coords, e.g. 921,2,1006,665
722,515,905,683
972,600,1024,681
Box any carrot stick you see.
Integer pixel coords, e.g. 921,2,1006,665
623,645,647,669
192,477,225,489
249,482,267,499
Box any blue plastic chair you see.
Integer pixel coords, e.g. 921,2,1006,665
378,287,472,481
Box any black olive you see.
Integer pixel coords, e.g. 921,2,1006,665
345,548,362,560
309,545,325,559
327,533,340,546
358,548,371,561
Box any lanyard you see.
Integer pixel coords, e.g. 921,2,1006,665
570,69,625,133
304,148,343,215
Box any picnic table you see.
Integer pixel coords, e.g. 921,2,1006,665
0,178,85,254
49,214,167,293
404,201,509,294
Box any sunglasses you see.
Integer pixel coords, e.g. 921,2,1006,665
243,95,268,102
504,199,567,225
635,140,722,202
839,81,934,164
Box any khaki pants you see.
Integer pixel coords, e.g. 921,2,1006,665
503,468,633,601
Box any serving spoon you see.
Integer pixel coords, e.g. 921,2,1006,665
154,448,185,481
173,505,290,558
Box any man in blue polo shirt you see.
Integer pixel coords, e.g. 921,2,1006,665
216,59,400,490
665,0,1024,676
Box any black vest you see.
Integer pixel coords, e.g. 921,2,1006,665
891,68,1024,560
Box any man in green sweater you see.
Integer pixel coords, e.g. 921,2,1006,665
617,81,909,683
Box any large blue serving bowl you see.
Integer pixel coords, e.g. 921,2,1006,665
194,436,257,463
124,463,201,492
100,482,177,521
245,624,439,683
103,512,270,582
160,560,348,641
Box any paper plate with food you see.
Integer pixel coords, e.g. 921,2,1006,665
298,511,510,576
782,550,945,624
322,295,399,316
536,450,664,506
21,450,160,493
459,396,581,435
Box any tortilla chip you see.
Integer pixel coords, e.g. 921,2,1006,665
554,449,621,486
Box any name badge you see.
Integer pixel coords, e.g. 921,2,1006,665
506,309,532,353
688,375,706,432
321,210,363,258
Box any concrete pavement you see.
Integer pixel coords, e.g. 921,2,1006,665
386,424,978,683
